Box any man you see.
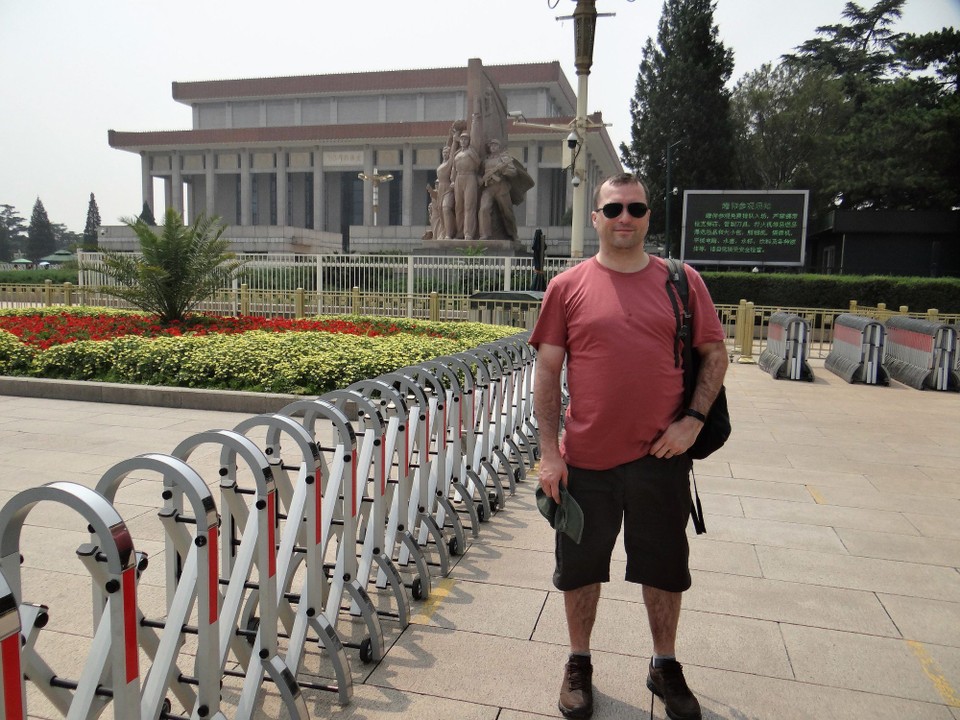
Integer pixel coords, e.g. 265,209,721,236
530,173,728,720
478,138,518,241
436,145,456,239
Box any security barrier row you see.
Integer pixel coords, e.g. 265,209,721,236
824,314,889,385
758,312,815,382
0,332,540,719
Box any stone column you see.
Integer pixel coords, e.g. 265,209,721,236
171,152,183,215
313,148,324,232
140,153,154,217
402,143,413,226
205,151,215,217
525,140,540,228
240,151,252,226
362,146,374,227
276,149,288,227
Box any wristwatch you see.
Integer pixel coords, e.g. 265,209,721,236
682,408,707,423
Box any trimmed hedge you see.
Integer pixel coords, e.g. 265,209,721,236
0,310,520,396
701,272,960,313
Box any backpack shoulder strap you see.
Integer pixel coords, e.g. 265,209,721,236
665,258,695,402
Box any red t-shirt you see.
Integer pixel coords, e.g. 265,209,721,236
530,256,725,470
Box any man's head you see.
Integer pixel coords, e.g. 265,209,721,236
486,138,501,154
441,146,450,159
459,133,471,148
591,173,651,252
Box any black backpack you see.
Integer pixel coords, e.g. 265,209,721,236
665,258,732,533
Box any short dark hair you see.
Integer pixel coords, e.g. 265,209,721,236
593,173,650,207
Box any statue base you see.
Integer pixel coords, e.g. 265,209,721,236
418,237,528,257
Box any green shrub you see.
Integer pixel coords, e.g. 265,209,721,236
0,331,35,375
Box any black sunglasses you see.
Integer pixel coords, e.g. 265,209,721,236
596,202,649,219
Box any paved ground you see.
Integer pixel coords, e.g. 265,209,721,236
0,358,958,719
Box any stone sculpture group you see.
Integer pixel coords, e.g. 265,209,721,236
427,111,533,243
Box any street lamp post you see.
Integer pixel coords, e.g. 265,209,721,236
357,167,394,227
569,0,598,259
665,140,681,258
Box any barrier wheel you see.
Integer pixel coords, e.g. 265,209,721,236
359,637,374,664
448,537,461,556
411,576,424,601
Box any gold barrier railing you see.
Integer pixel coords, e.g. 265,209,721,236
2,283,957,354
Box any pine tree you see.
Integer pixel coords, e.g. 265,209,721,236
138,201,157,226
620,0,737,256
0,224,11,263
83,193,102,248
27,198,56,262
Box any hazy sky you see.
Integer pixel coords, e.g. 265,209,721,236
1,0,957,232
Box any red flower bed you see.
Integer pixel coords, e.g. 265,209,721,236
0,313,410,350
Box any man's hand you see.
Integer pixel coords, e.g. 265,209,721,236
538,452,568,504
649,416,702,459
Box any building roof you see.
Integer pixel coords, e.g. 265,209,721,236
171,61,575,106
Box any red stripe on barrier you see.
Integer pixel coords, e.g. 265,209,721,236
1,634,24,719
122,568,139,683
208,529,218,624
888,326,935,352
315,467,323,545
267,491,276,578
834,324,862,345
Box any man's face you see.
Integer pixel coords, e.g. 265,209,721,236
591,180,650,251
460,134,471,148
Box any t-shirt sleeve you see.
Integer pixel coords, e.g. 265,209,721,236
685,266,726,347
529,278,568,350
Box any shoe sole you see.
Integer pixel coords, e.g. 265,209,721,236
557,700,593,719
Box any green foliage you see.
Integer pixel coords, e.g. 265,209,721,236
0,204,27,258
93,209,246,324
27,198,56,262
7,317,520,395
0,269,79,284
773,0,960,213
702,272,960,312
620,0,737,255
0,330,35,375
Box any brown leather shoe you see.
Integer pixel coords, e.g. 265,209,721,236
558,654,593,719
646,659,701,720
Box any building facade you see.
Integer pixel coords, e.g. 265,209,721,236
107,60,622,256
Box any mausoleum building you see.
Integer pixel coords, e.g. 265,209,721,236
106,60,621,255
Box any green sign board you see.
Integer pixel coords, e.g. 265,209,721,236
680,190,809,266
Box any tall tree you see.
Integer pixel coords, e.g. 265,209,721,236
27,198,56,262
731,64,848,209
138,201,156,226
782,1,958,210
0,204,27,255
620,0,736,255
0,224,11,263
83,193,102,248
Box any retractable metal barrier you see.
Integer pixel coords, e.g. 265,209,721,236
410,360,471,557
369,372,449,584
0,482,141,719
171,429,309,720
758,312,815,381
884,316,960,391
232,412,363,698
0,567,25,720
3,332,541,719
825,314,889,385
96,453,228,720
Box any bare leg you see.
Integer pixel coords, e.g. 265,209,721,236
642,586,682,656
565,583,601,653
